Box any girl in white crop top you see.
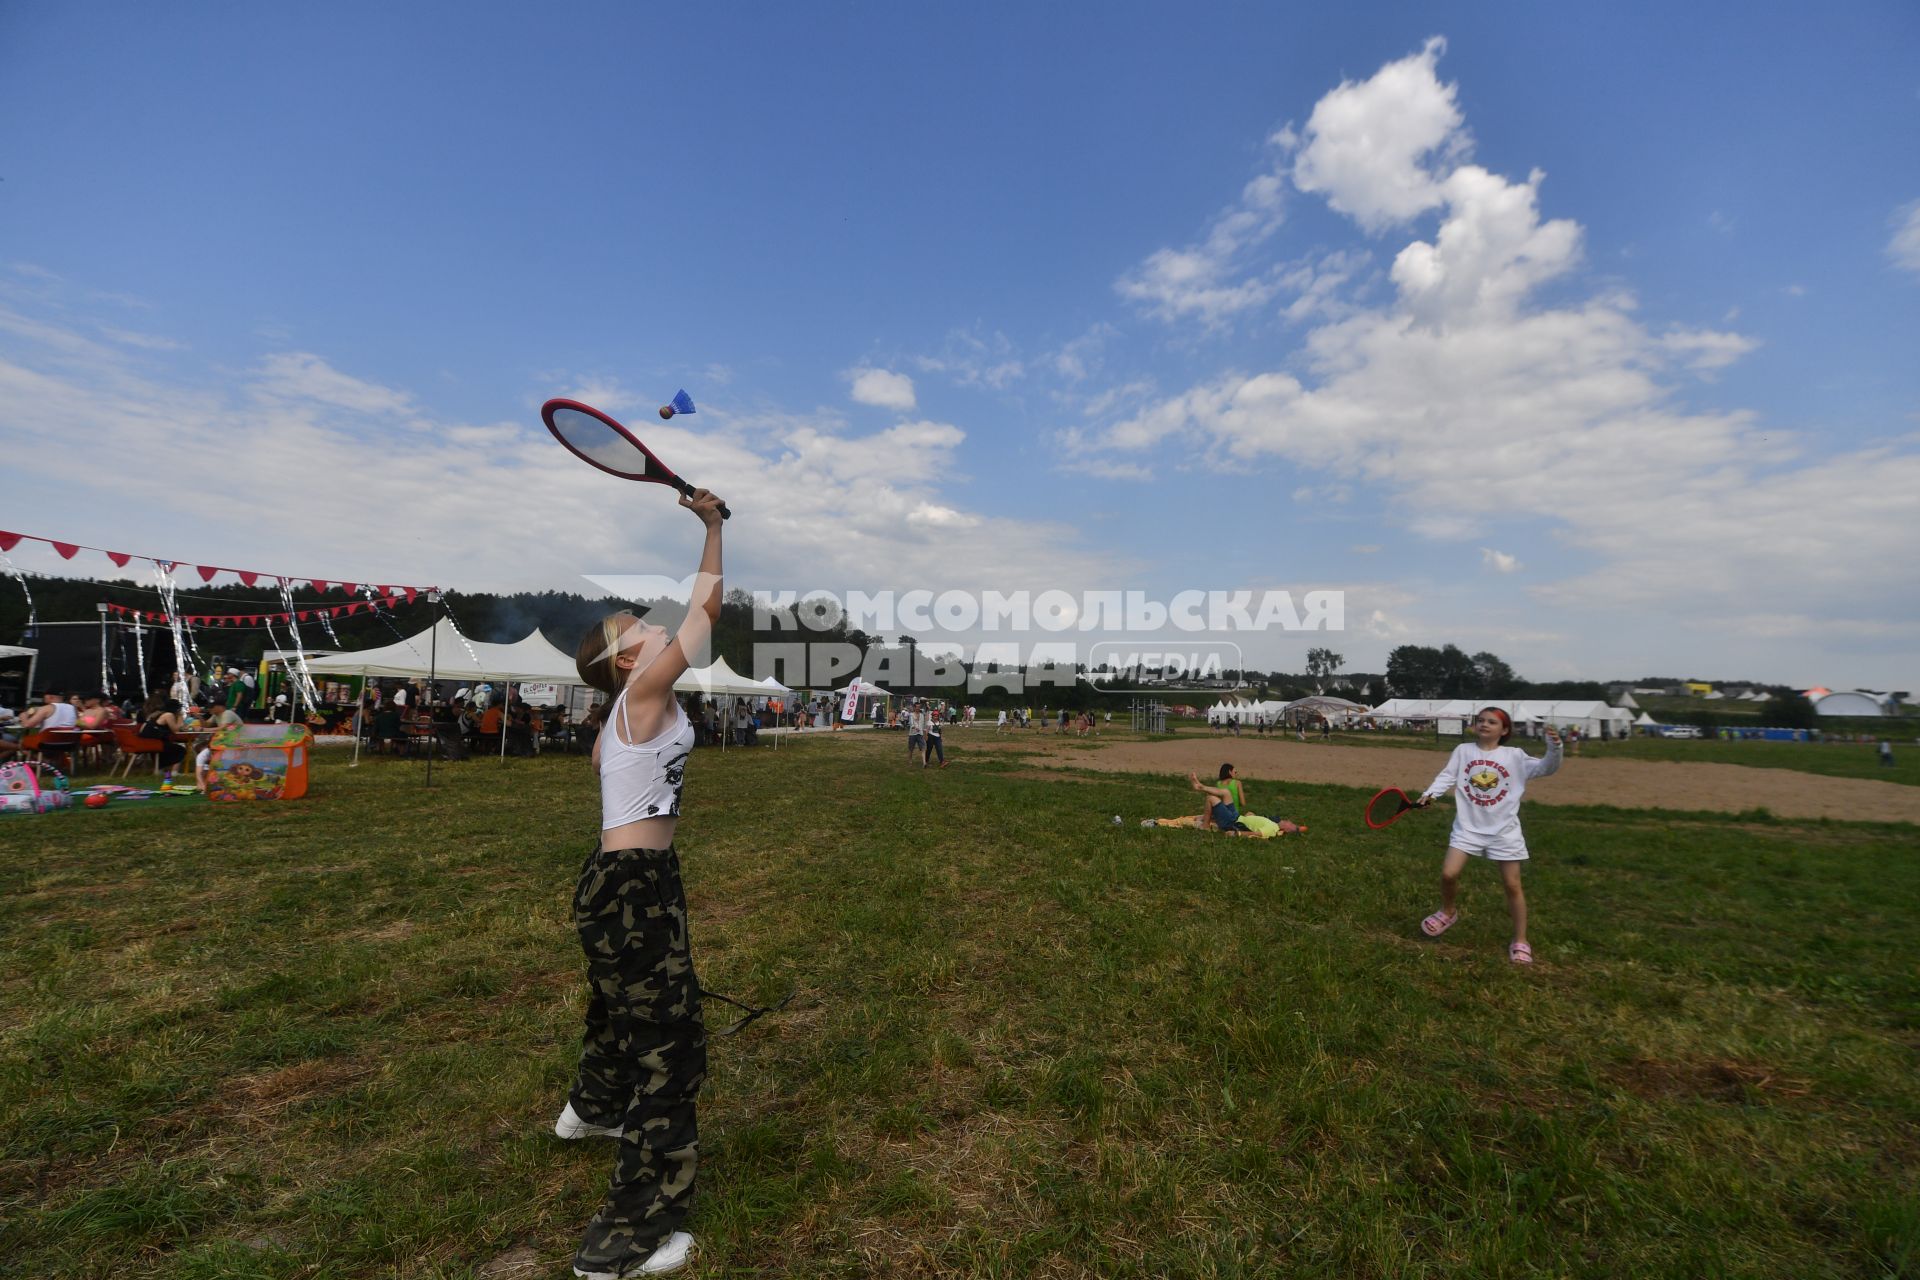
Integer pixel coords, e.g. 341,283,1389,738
557,485,726,1280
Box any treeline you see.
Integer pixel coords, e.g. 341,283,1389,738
3,575,1818,714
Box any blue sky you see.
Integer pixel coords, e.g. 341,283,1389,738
2,2,1917,688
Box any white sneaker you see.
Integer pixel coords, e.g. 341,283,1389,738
553,1101,624,1141
574,1231,694,1278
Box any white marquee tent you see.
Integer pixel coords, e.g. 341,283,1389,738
1371,698,1635,738
303,618,577,684
300,620,787,757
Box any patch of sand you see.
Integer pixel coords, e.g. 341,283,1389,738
969,735,1920,824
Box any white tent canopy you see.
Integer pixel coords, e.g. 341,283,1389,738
303,618,577,683
1372,698,1634,736
674,655,771,698
758,675,792,695
834,680,894,697
0,645,36,661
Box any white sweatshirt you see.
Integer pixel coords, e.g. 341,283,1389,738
1421,740,1562,839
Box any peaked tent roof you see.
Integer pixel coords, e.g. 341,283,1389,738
303,618,578,683
834,680,894,696
674,656,770,698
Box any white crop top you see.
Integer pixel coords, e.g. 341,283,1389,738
600,698,695,832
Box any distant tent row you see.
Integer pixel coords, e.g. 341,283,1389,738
291,618,790,698
1205,695,1369,726
1369,698,1634,738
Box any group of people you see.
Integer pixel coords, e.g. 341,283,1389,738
540,463,1566,1280
902,700,948,768
359,681,603,760
994,706,1107,733
0,671,266,780
1140,763,1308,838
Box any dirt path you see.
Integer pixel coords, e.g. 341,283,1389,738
972,735,1920,824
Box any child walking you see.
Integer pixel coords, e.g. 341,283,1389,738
1415,708,1561,964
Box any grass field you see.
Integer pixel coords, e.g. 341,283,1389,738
3,736,1917,1278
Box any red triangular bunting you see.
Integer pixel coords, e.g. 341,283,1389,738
107,551,132,568
311,580,329,593
239,572,259,587
339,582,359,595
298,611,311,621
197,565,219,583
0,532,20,552
52,542,80,559
404,587,418,604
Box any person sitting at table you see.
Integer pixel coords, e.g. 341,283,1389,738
578,700,606,752
371,703,404,754
478,698,505,744
505,705,536,757
20,691,78,733
75,693,115,730
139,698,189,778
213,702,244,733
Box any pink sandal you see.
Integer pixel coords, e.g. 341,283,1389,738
1420,909,1458,937
1509,941,1534,965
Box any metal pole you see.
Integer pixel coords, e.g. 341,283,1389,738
96,604,110,697
426,591,441,786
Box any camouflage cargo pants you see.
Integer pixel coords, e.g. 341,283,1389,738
568,843,707,1276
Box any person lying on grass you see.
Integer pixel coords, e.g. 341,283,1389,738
1140,769,1306,837
1412,708,1561,966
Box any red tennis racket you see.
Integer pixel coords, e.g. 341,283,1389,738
541,398,731,519
1364,787,1425,829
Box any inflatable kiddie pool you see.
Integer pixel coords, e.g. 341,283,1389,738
207,723,312,801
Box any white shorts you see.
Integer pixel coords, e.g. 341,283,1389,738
1449,827,1529,862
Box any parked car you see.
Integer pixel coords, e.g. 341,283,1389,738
1665,725,1704,739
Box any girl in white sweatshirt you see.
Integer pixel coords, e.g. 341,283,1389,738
1414,707,1562,964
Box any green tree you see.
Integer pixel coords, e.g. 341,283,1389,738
1306,646,1345,691
1471,651,1520,696
1386,645,1444,697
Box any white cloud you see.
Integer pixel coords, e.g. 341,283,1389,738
0,296,1128,611
1889,200,1920,277
1051,324,1116,382
1659,327,1759,374
1078,39,1920,655
1289,36,1466,232
1116,154,1292,325
848,367,917,410
912,328,1025,389
1480,547,1521,573
97,325,187,352
253,352,419,418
